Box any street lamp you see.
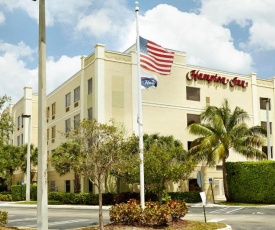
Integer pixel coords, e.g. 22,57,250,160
262,98,271,160
22,115,31,202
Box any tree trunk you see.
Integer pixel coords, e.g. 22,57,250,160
74,172,81,193
98,175,104,230
222,158,230,201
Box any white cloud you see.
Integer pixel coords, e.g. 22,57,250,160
0,11,4,25
0,41,36,103
0,41,81,103
122,4,253,74
46,55,81,95
199,0,275,51
75,0,133,44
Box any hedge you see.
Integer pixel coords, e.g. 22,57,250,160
226,161,275,203
11,184,37,201
9,185,200,205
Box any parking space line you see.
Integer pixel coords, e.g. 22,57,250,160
226,207,244,214
209,207,229,213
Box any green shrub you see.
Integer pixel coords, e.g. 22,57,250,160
0,210,8,226
48,192,64,203
168,191,201,203
30,184,37,201
109,199,188,227
11,185,37,201
227,161,275,203
63,193,77,204
11,185,25,201
0,194,12,201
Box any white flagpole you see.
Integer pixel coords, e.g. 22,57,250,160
135,1,145,210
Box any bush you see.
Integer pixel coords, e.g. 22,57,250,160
109,199,188,227
0,194,12,201
11,185,25,201
0,210,8,226
168,191,201,203
48,192,64,203
227,161,275,203
11,185,37,201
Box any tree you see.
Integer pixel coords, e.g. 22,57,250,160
66,119,127,230
0,95,14,145
50,141,82,193
187,99,266,200
114,133,196,204
110,134,140,193
143,134,196,203
0,145,22,189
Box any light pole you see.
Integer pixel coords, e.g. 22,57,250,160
33,0,48,229
263,98,271,160
22,114,31,202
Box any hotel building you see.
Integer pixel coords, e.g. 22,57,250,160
4,43,274,201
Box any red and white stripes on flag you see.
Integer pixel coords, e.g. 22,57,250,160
139,36,174,75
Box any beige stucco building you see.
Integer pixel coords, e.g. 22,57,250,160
4,43,274,201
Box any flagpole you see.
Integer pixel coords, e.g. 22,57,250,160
135,1,145,210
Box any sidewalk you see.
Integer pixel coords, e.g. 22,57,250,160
189,202,275,208
0,201,111,210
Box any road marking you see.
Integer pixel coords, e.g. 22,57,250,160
207,218,225,222
209,207,229,213
8,217,37,223
253,212,265,215
226,207,244,214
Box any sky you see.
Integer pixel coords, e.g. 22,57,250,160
1,0,275,104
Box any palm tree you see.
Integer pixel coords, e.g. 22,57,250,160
187,99,267,200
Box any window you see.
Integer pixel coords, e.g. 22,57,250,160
88,78,93,94
74,86,80,103
46,107,50,121
262,146,273,159
65,119,71,133
88,108,93,120
74,114,80,129
261,121,272,134
186,86,200,101
88,180,93,193
17,135,20,146
49,181,56,192
260,98,271,110
21,115,24,127
65,180,71,193
17,116,20,130
21,134,23,145
47,129,49,143
52,103,56,119
187,114,200,126
216,165,223,171
214,179,224,197
51,126,56,143
189,179,200,192
65,92,71,108
187,141,193,150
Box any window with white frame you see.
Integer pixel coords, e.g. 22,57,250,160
65,92,71,108
88,78,92,94
74,86,80,103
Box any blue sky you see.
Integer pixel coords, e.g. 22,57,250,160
0,0,275,103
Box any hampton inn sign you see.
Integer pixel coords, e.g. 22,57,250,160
186,70,249,88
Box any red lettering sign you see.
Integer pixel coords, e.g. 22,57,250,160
186,70,248,88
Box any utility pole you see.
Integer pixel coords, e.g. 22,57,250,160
33,0,48,229
22,114,31,202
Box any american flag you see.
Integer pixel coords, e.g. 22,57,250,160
139,36,174,75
